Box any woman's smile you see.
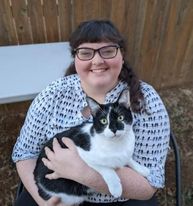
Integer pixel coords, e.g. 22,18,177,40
90,67,108,73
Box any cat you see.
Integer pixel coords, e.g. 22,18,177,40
34,89,150,205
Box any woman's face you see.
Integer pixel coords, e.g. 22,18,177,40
74,42,123,93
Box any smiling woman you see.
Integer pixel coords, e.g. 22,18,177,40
12,20,170,206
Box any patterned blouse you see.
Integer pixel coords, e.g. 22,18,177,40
12,74,170,203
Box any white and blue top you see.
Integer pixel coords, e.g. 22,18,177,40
12,74,170,203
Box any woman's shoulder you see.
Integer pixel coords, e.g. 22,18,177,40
30,74,81,111
140,81,160,100
140,81,156,95
139,81,167,114
45,74,79,93
39,74,79,98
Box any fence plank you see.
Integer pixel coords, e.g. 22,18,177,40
72,0,101,29
98,0,112,19
11,0,33,44
140,0,155,83
150,0,172,87
119,0,146,70
42,0,59,42
110,0,127,33
58,0,72,41
136,0,172,87
27,0,46,43
172,0,193,85
183,26,193,85
152,0,193,88
0,0,18,45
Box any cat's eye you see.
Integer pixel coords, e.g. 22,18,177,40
100,118,108,124
118,115,124,121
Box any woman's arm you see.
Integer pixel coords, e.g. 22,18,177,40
73,159,156,200
116,167,157,200
16,159,46,206
16,159,66,206
43,138,156,200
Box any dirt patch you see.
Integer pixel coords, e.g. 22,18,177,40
0,102,31,206
0,84,193,206
158,84,193,205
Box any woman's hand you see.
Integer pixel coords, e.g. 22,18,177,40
44,196,70,206
44,196,61,206
42,137,86,180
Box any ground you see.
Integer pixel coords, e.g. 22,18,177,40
158,84,193,206
0,83,193,206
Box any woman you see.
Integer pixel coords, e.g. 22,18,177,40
12,20,170,206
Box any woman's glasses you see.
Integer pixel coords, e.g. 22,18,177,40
74,45,120,61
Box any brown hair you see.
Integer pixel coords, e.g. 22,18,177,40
65,20,144,113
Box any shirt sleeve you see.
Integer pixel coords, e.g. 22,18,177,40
12,80,60,162
132,82,170,188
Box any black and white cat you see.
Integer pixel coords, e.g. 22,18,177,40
34,89,150,205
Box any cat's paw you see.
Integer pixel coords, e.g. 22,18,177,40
108,181,122,198
139,166,150,177
94,167,123,198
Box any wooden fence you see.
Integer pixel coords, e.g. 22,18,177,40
0,0,193,89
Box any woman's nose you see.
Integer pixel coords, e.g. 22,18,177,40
92,51,104,65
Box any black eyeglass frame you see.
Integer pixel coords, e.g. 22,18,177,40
74,45,121,61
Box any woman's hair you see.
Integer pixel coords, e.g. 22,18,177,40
65,20,144,113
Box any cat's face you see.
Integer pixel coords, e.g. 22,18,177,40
93,103,132,139
87,89,133,140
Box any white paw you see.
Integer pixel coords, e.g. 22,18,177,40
108,180,122,198
139,166,150,177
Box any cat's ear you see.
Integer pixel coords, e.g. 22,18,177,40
118,89,130,108
81,106,91,119
86,97,101,116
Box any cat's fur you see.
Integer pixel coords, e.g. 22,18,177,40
34,90,150,205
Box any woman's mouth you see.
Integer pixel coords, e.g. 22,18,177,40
91,68,108,73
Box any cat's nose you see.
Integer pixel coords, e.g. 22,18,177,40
111,129,117,134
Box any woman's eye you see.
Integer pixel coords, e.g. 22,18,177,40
80,51,91,56
103,49,113,54
118,115,124,121
100,118,108,124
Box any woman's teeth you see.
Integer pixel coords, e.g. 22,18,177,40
92,68,107,73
